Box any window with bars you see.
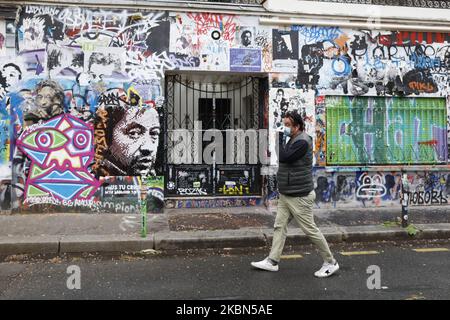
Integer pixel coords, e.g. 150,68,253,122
326,96,448,165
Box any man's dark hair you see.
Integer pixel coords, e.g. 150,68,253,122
285,110,304,131
276,88,284,95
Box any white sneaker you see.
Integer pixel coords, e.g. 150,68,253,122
251,257,279,272
314,260,339,278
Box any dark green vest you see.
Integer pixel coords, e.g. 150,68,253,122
277,131,314,196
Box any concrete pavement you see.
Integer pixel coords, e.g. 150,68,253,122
1,240,450,299
1,206,450,256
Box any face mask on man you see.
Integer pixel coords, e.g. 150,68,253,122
283,126,292,137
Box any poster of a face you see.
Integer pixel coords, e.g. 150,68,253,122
84,47,127,80
22,79,65,124
94,106,161,177
236,27,255,48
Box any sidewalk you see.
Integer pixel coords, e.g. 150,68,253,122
1,206,450,256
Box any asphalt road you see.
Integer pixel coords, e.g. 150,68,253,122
0,239,449,300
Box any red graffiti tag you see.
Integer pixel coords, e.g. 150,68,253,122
418,140,438,146
187,13,237,41
408,81,437,93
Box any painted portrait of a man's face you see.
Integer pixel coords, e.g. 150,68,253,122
22,80,65,124
108,107,160,176
36,85,61,110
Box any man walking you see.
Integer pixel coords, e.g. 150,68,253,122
251,110,339,277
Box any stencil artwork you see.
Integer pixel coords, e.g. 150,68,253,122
84,48,127,81
19,17,46,51
21,79,65,124
0,62,23,100
16,114,100,202
236,27,255,48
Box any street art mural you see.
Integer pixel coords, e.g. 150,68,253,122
0,4,449,212
16,114,100,204
291,26,450,97
168,13,269,72
5,5,172,212
313,170,401,208
313,169,450,208
326,96,447,165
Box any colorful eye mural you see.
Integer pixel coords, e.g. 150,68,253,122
16,114,100,201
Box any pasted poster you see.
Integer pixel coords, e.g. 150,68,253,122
269,88,315,135
99,176,141,213
230,48,261,72
272,29,299,73
268,88,316,166
84,47,127,81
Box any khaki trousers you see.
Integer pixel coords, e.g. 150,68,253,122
269,191,334,263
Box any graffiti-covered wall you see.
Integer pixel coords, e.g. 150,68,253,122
0,4,450,213
4,6,173,212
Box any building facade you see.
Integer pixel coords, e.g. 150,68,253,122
0,0,450,213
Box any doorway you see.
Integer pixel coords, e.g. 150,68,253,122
164,73,268,198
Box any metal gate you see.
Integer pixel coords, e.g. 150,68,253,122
164,73,266,198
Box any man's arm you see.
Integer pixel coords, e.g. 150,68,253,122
279,137,308,163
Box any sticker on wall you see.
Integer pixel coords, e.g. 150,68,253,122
230,48,262,72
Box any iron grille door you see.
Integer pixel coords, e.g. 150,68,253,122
165,74,265,197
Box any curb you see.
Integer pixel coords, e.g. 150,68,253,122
1,224,450,256
0,236,60,255
154,230,266,250
59,235,155,253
